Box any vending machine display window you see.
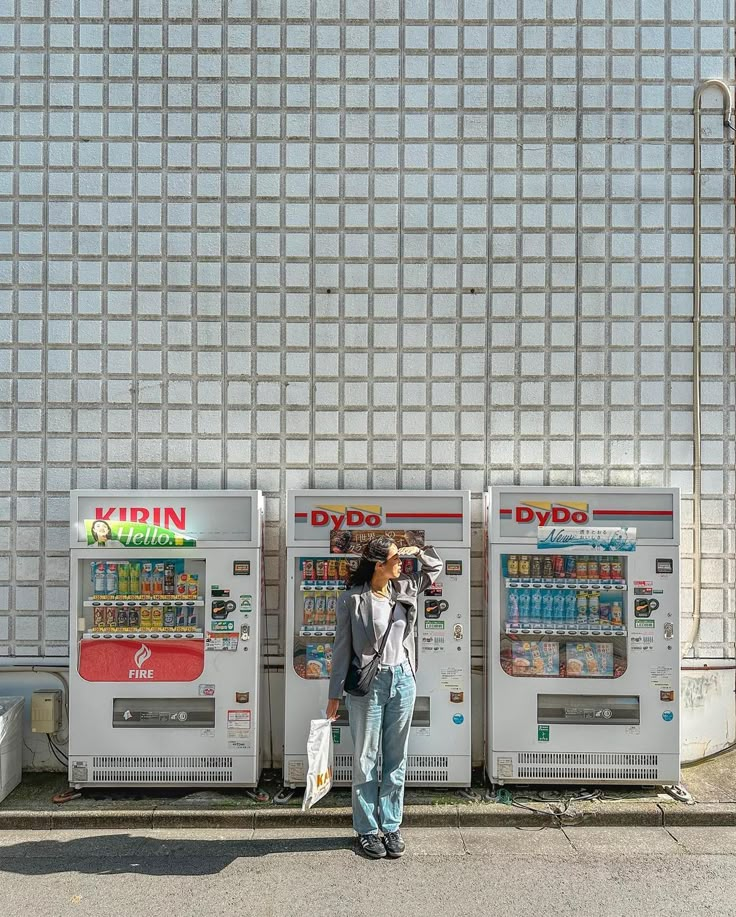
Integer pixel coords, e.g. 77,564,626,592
79,557,206,644
292,556,351,681
499,553,629,680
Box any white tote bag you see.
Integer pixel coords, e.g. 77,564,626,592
302,718,334,811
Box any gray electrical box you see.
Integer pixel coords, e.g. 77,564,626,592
31,690,62,734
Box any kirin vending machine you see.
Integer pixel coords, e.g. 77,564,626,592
283,490,472,788
486,486,680,785
68,490,263,788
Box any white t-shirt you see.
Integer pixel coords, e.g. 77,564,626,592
370,594,408,666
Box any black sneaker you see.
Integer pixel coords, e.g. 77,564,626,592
357,833,387,859
383,830,406,858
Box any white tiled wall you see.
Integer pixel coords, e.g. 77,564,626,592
1,1,735,668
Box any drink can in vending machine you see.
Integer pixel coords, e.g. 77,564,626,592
151,607,163,630
164,563,176,595
338,559,349,579
327,559,338,580
177,573,189,595
610,558,623,580
518,555,531,577
530,555,542,579
315,594,327,626
302,560,315,581
575,557,588,580
506,555,519,577
116,608,129,629
188,573,199,598
315,560,327,581
93,606,105,629
163,606,176,628
542,555,554,580
140,606,152,630
175,607,187,629
564,555,576,579
187,607,198,628
303,597,315,626
105,606,117,629
588,557,599,580
553,555,565,579
599,557,611,580
128,607,140,630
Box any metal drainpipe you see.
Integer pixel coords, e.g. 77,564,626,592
683,80,735,659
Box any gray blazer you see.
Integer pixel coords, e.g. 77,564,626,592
328,546,443,700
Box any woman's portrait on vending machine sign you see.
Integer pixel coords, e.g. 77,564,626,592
91,520,113,545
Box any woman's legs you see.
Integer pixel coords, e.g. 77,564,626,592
378,661,416,833
346,672,389,835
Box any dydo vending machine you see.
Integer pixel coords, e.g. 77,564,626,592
284,490,472,788
487,486,680,785
68,490,263,787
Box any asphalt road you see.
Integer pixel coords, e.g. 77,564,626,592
1,826,735,917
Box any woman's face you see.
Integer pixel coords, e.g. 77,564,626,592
379,545,401,577
92,521,109,540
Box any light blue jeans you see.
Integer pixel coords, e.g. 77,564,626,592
346,659,416,836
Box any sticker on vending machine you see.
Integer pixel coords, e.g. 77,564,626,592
227,709,252,749
205,632,239,651
198,684,216,697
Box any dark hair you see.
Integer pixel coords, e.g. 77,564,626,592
348,536,397,589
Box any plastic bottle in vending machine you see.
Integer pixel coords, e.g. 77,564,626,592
587,593,600,627
106,563,118,596
506,590,520,627
553,591,565,625
576,592,589,627
530,590,543,628
565,591,578,627
518,590,531,627
129,562,140,595
93,562,107,595
118,563,130,595
541,590,554,627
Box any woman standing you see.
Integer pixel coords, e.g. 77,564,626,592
326,536,442,860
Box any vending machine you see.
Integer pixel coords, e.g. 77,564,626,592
68,490,263,788
486,486,680,785
283,490,472,788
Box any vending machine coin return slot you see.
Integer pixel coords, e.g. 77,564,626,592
537,694,640,726
112,697,216,728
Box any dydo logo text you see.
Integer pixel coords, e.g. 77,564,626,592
310,505,383,530
515,501,590,526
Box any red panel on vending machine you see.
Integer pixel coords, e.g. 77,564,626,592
79,639,204,682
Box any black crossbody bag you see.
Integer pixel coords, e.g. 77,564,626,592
344,605,396,698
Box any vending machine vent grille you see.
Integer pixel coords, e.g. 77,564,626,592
517,752,659,782
92,755,234,784
333,754,450,785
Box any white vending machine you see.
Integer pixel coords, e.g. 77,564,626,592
283,490,472,788
487,486,680,785
68,490,263,788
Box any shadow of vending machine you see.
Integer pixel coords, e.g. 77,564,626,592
68,490,263,788
283,490,472,789
486,486,680,786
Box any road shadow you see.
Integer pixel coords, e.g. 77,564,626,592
0,834,356,876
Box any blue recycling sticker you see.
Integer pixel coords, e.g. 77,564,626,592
662,710,674,722
452,714,464,725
